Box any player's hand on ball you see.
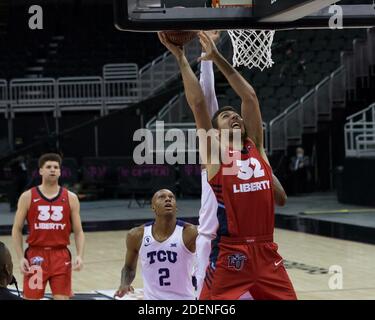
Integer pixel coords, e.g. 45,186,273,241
158,32,184,59
114,285,134,298
206,30,221,44
73,256,83,271
198,31,219,62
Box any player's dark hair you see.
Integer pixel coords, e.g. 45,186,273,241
38,153,62,169
211,106,238,129
0,241,19,295
211,106,249,141
0,241,7,279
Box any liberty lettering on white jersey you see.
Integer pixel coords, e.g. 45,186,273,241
139,220,195,300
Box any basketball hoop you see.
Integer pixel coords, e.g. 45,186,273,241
213,0,275,71
227,29,275,71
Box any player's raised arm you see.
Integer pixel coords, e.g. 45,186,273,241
158,32,212,132
199,31,263,151
114,226,143,298
199,31,220,118
158,32,218,165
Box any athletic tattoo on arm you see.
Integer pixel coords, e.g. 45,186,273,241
121,265,136,287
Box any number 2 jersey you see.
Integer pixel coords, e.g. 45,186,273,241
209,138,274,237
27,187,72,247
139,220,195,300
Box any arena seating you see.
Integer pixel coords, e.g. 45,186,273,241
0,1,373,199
0,3,165,79
215,29,368,122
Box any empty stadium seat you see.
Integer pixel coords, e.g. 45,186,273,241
292,86,309,99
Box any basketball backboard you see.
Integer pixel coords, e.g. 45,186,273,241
114,0,375,31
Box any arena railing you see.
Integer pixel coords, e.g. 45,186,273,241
340,29,375,103
355,133,375,157
147,92,269,154
353,28,375,89
146,122,198,155
146,94,182,128
103,63,140,108
4,34,230,115
146,93,197,153
0,79,7,114
269,106,302,156
263,122,269,153
139,38,201,100
6,64,140,115
158,94,187,124
284,100,303,147
344,102,375,157
57,77,105,114
147,64,345,157
353,39,369,88
139,54,166,99
269,106,289,154
138,33,230,100
103,63,138,80
315,76,331,121
9,78,57,114
329,66,345,109
301,89,317,133
269,66,346,155
270,28,373,157
341,51,355,102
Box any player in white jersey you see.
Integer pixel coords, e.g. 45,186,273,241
115,189,198,300
195,31,288,298
195,31,220,297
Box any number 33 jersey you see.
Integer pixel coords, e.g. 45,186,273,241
140,220,196,300
27,187,72,247
209,138,275,237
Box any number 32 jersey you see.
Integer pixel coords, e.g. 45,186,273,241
27,187,72,247
209,138,275,237
140,220,195,300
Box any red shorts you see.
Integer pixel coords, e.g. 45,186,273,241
23,246,73,299
200,235,297,300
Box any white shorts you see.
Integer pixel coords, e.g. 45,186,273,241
195,169,219,296
197,169,218,237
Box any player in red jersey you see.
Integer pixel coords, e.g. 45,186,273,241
159,31,296,300
195,31,287,300
12,153,85,300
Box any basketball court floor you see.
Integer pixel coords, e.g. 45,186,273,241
1,192,375,299
1,215,375,299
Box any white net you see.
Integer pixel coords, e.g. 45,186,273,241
227,29,275,71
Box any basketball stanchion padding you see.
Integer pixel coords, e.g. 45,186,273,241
164,31,198,47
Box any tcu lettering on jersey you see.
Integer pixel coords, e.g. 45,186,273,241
147,250,178,264
139,221,195,300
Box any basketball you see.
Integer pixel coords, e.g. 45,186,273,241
164,31,198,47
